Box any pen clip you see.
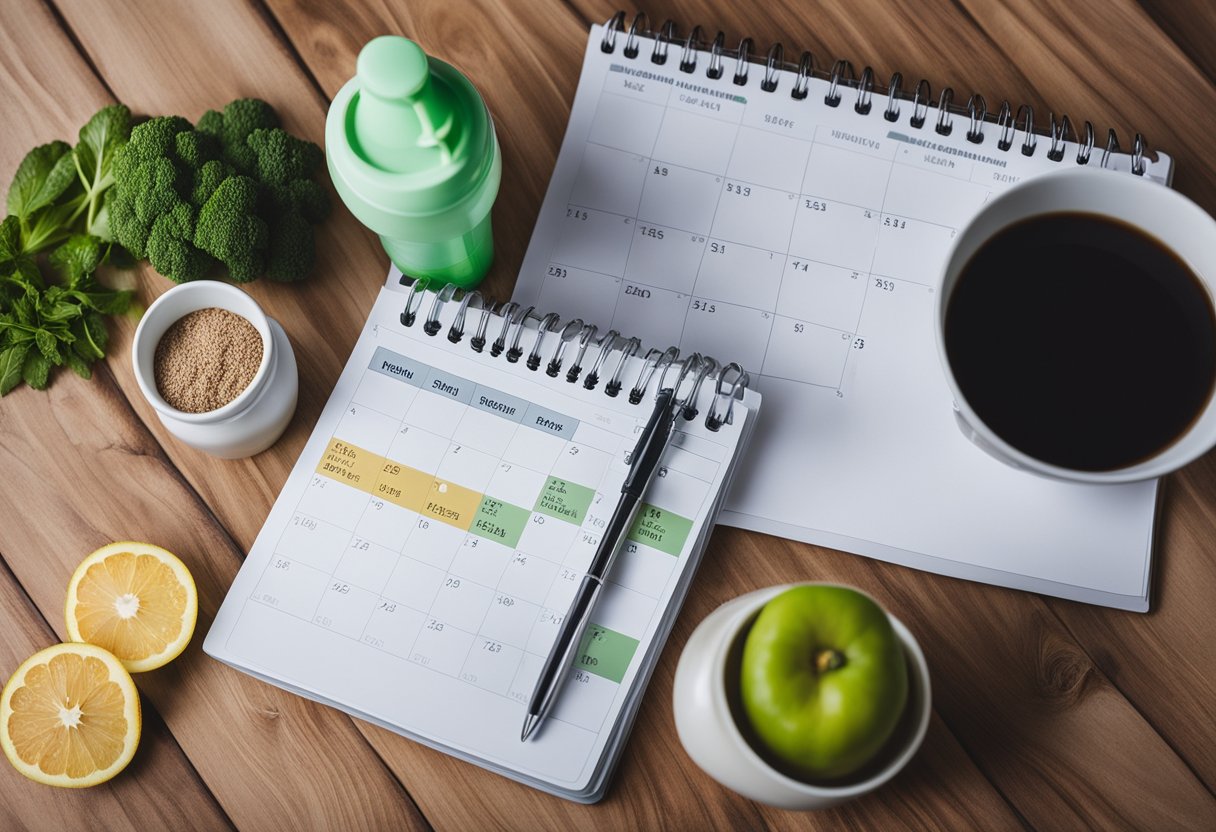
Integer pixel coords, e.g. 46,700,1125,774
623,388,679,496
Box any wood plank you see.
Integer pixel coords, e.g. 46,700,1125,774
568,0,1216,806
258,0,1196,827
2,0,1210,828
0,559,233,831
0,371,427,830
72,0,1019,825
0,3,429,829
931,0,1216,791
1138,0,1216,85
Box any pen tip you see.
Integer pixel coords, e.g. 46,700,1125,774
521,714,540,742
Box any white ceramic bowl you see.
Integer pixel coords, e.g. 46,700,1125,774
131,281,298,458
673,584,931,810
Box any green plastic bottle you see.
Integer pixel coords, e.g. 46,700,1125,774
326,36,501,289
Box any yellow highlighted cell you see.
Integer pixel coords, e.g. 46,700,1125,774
420,478,482,531
316,439,384,490
375,462,432,512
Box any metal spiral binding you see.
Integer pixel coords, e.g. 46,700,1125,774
395,274,751,427
547,319,584,376
603,337,641,397
565,324,601,382
706,363,749,432
527,312,562,370
423,283,458,335
599,12,1154,174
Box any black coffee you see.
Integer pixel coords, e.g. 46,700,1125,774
945,212,1216,471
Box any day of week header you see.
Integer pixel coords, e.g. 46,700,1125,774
364,347,580,437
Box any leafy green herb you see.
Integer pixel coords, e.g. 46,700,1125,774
0,105,134,396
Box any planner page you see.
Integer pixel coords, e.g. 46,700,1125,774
512,25,1174,611
204,287,754,798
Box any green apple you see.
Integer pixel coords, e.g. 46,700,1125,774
740,585,908,781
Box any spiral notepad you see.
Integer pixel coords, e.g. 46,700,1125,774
204,278,760,801
510,14,1170,612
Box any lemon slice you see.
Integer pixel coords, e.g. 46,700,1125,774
1,642,141,787
65,542,198,673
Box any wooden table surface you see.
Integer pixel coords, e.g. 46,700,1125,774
2,0,1215,828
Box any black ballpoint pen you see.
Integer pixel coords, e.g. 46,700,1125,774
521,387,681,741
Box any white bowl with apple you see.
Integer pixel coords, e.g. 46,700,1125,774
673,584,931,810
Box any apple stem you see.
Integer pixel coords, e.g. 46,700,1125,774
815,649,846,673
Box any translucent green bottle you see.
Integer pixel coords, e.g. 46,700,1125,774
326,36,501,289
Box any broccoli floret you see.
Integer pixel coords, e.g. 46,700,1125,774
247,128,329,282
191,159,233,206
197,99,278,174
147,201,211,283
113,116,192,175
173,129,221,170
109,100,328,285
264,212,315,283
109,156,182,259
194,176,267,283
246,128,323,185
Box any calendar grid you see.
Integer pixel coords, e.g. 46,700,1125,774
237,337,723,739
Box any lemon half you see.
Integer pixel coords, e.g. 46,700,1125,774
1,642,141,787
65,542,198,673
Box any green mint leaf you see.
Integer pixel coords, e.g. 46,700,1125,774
21,349,50,389
70,320,102,360
11,293,37,326
75,106,131,188
20,201,78,255
73,311,108,360
34,328,62,364
65,351,92,379
7,141,76,218
74,105,131,242
49,234,102,284
0,343,30,394
1,257,44,295
84,310,109,353
38,298,83,323
89,199,111,240
0,215,19,262
96,291,131,316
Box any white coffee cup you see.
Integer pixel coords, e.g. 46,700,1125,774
935,167,1216,484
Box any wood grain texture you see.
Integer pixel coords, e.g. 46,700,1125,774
0,0,1214,828
0,560,232,831
0,2,427,829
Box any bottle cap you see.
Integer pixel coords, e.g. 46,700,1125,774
326,36,502,287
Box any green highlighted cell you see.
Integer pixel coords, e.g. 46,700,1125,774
533,476,595,524
627,504,693,557
574,624,639,684
470,496,529,547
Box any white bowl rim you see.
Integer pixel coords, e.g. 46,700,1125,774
707,583,933,799
132,281,274,423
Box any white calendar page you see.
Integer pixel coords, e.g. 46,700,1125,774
512,26,1175,610
204,288,754,799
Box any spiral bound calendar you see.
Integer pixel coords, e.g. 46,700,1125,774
511,15,1174,612
204,279,759,801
